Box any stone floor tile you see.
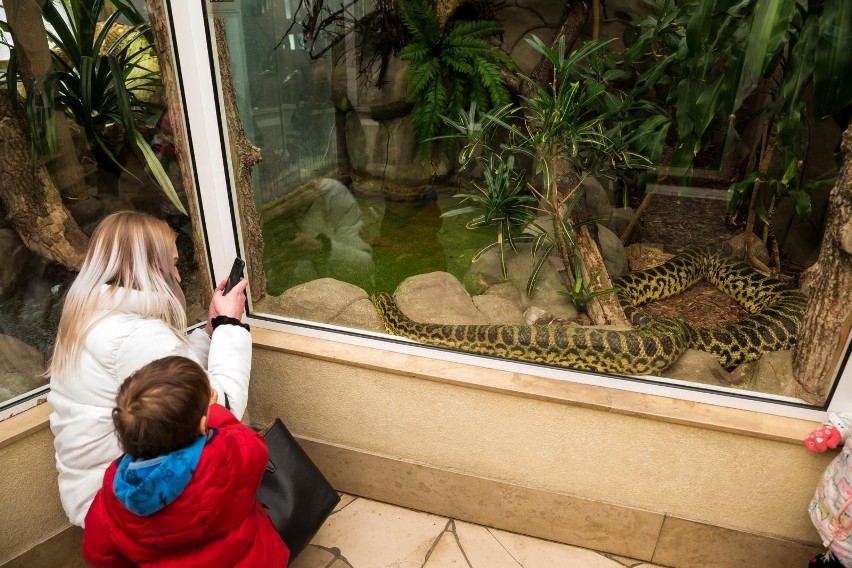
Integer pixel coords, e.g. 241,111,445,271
310,496,449,567
334,492,356,512
490,527,626,568
454,521,522,567
290,545,338,568
423,529,470,567
610,554,667,567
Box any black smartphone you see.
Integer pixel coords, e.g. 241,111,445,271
222,257,245,295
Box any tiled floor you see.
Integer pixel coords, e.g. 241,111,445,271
291,493,668,568
5,493,668,567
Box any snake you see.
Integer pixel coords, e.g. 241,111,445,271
370,248,807,375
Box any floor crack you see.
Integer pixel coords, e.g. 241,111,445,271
420,519,454,567
449,519,474,568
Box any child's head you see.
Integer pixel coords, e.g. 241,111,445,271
113,356,212,460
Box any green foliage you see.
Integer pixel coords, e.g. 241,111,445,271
441,150,536,278
558,255,619,311
1,0,184,213
441,36,650,306
396,0,515,159
608,0,850,220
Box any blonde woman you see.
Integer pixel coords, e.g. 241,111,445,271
47,211,252,527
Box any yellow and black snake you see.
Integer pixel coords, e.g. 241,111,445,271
370,248,807,375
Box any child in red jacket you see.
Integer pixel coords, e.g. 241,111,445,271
82,356,289,567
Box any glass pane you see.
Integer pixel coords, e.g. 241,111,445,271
0,0,204,408
217,0,851,408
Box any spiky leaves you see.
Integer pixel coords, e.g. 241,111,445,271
2,0,184,213
397,0,514,159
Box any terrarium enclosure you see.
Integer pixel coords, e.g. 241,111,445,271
1,0,851,411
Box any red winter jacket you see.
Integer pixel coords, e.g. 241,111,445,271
82,404,289,567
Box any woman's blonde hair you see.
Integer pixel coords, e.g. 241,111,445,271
49,211,187,378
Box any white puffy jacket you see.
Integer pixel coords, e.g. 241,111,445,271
47,288,252,527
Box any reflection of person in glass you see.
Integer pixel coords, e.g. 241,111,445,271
286,178,374,290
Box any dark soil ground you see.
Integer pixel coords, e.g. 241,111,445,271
626,192,785,328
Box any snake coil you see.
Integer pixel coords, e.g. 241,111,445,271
370,248,806,375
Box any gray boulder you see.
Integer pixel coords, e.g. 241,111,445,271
395,272,487,324
267,278,384,332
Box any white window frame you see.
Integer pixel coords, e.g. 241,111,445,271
169,0,852,423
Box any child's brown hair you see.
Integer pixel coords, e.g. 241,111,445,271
112,356,211,460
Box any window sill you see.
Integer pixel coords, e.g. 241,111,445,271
252,328,819,445
0,400,51,450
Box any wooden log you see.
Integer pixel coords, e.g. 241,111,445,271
793,123,852,395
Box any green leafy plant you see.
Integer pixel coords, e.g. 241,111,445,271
442,36,649,308
617,0,849,203
441,149,536,278
558,255,619,311
396,0,515,159
1,0,184,213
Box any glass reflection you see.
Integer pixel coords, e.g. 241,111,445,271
223,0,850,406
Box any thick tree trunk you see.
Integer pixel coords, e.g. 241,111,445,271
793,124,852,395
554,157,630,327
8,0,90,200
145,0,212,307
509,2,622,326
213,20,267,303
0,87,88,270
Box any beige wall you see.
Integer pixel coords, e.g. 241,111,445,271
249,346,831,544
0,423,68,565
0,339,832,564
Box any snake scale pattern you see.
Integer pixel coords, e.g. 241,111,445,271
370,248,807,375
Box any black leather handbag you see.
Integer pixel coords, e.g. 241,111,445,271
256,419,341,561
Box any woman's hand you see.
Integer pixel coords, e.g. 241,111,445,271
205,276,249,336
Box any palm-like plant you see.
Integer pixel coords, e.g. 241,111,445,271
442,151,536,278
2,0,184,213
442,36,649,305
396,0,515,159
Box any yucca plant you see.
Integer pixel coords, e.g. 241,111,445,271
441,151,536,278
396,0,515,159
558,255,618,311
1,0,184,213
441,36,648,306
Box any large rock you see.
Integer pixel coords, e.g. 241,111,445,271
595,224,628,279
268,278,384,332
496,6,545,53
472,294,526,324
583,176,614,222
661,349,739,386
331,47,412,119
463,242,578,321
0,335,47,401
395,272,487,324
345,114,450,186
605,206,635,240
741,350,801,399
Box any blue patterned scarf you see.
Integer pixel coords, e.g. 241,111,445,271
113,434,207,516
